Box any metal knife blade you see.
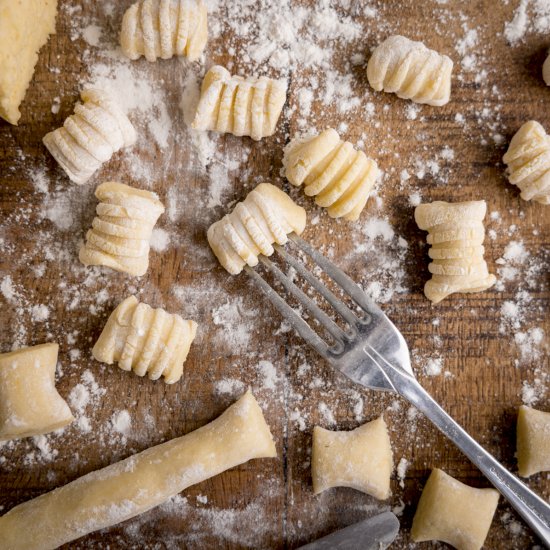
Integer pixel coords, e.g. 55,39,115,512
297,511,400,550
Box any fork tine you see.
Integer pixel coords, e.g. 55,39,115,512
244,265,330,357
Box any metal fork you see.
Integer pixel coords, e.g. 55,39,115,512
244,233,550,547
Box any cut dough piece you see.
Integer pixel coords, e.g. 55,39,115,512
43,89,136,185
415,201,496,303
79,182,165,276
517,405,550,477
543,53,550,86
0,0,57,124
207,182,306,275
0,343,74,441
367,35,453,106
0,390,276,549
503,120,550,205
93,295,197,384
121,0,207,62
192,65,288,140
283,129,380,221
311,416,393,500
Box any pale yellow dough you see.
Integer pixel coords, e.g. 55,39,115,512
192,65,287,140
415,200,496,303
311,416,393,500
0,343,74,441
121,0,207,62
0,390,276,550
503,120,550,205
283,129,380,221
367,35,453,107
411,468,499,550
0,0,57,124
207,182,306,275
517,405,550,477
79,182,165,276
93,295,197,384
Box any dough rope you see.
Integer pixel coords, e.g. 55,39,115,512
121,0,207,62
0,344,74,441
367,35,453,106
503,120,550,205
207,182,306,275
191,65,288,140
414,200,496,303
43,89,137,185
0,391,276,550
79,182,165,276
516,405,550,477
93,295,197,384
283,129,379,221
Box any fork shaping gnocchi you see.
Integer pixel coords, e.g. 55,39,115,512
367,35,453,107
191,65,288,140
121,0,208,62
283,129,379,221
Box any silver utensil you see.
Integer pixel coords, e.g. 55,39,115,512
297,511,399,550
245,233,550,548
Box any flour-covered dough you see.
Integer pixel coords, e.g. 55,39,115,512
517,405,550,477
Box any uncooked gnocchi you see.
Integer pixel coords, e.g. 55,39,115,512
503,120,550,205
283,129,379,221
311,416,393,500
93,295,197,384
191,65,287,140
414,200,496,303
121,0,207,62
79,182,165,277
516,405,550,477
0,343,74,441
367,35,453,107
543,53,550,86
207,182,306,275
43,89,136,185
411,468,499,550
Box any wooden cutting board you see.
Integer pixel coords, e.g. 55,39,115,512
0,1,548,548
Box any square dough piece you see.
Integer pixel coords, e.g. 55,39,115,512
517,405,550,477
411,468,499,550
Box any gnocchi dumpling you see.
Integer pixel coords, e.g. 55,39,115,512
411,468,499,550
311,416,393,500
543,53,550,86
79,182,165,277
283,129,379,221
0,343,74,441
43,89,136,185
192,65,288,141
207,183,306,275
93,295,197,384
121,0,207,62
414,200,496,303
503,120,550,205
367,35,453,107
516,405,550,477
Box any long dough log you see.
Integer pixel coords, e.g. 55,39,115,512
0,390,276,550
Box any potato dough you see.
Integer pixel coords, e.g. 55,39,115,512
411,468,499,550
0,343,74,441
517,405,550,477
0,390,276,550
311,416,393,500
543,53,550,86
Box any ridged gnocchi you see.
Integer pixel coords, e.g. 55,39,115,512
79,182,165,277
503,120,550,205
283,129,379,221
93,295,197,384
207,183,306,275
121,0,207,62
367,35,453,107
191,65,287,141
516,405,550,477
414,200,496,303
43,89,136,185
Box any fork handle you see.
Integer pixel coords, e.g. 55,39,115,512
399,378,550,547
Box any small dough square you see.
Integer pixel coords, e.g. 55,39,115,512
517,405,550,477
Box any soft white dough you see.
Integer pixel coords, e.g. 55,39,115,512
516,405,550,477
0,390,276,550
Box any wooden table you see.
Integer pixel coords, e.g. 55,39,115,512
0,1,548,548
